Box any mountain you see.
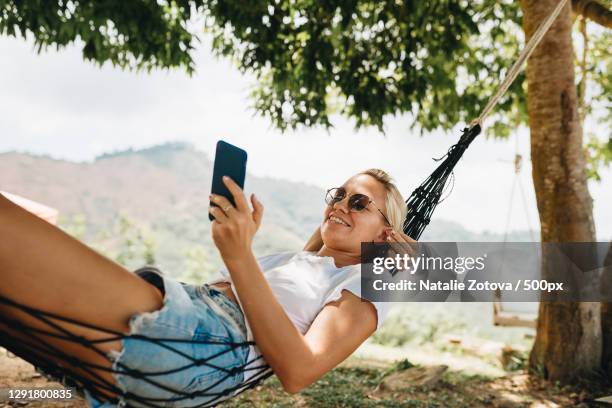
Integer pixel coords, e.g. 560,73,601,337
0,143,326,279
0,143,536,281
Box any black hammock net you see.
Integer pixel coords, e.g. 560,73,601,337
0,124,480,407
403,124,481,240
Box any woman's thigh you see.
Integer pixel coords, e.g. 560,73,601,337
0,193,164,398
0,193,163,332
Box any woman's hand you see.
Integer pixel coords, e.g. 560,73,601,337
385,229,418,259
209,176,264,260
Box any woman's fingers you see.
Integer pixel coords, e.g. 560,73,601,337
210,194,234,215
395,231,417,243
222,176,248,212
209,206,228,223
210,189,264,231
250,194,264,228
385,237,407,255
388,230,416,245
387,231,417,256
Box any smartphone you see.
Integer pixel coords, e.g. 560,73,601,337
209,140,248,221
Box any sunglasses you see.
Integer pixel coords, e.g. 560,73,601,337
325,187,391,226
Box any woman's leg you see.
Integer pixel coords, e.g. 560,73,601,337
0,193,164,397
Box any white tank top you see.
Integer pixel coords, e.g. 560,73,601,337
207,251,391,386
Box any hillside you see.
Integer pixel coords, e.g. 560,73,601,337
0,143,535,281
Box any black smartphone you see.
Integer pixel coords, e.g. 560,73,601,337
209,140,248,221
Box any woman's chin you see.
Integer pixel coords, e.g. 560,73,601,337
322,226,359,249
321,223,350,239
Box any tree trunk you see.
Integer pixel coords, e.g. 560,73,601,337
520,0,601,382
603,242,612,375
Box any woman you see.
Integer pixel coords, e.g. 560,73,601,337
0,168,415,407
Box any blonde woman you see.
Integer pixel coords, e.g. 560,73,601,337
0,168,415,407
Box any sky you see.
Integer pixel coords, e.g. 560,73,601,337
1,36,610,239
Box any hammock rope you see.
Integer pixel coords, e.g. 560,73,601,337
0,1,569,406
0,289,273,407
404,0,569,240
475,0,569,125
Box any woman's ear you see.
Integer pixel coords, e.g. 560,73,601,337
378,226,394,241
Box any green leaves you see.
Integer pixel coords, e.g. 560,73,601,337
1,0,606,140
586,135,612,181
0,0,198,73
0,0,534,134
202,0,526,134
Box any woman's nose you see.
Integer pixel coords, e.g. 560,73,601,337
332,199,350,213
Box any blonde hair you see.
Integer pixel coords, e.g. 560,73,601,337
359,169,407,232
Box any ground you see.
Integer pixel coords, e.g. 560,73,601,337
2,342,610,408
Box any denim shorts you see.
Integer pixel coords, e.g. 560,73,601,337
84,267,250,408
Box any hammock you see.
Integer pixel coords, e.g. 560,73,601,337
0,272,272,407
0,1,568,406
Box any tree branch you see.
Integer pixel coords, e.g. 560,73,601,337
572,0,612,29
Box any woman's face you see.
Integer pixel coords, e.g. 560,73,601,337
320,174,392,254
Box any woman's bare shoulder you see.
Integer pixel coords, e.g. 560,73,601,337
320,288,378,331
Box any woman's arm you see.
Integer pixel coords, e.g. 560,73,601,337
209,178,376,393
303,226,323,252
287,289,377,392
208,177,310,390
225,253,376,393
225,255,376,392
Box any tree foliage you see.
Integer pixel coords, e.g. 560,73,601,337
202,0,531,135
0,0,199,71
0,0,608,138
0,0,523,135
578,16,612,180
586,135,612,181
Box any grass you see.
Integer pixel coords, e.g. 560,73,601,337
221,303,551,407
371,302,534,351
224,361,505,408
223,360,612,407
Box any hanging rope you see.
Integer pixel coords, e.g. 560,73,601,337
502,134,537,243
475,0,570,125
403,0,569,240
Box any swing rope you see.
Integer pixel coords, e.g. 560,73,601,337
0,0,569,405
501,134,537,243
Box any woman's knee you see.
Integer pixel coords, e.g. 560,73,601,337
0,193,14,217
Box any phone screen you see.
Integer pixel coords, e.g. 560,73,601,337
209,141,248,221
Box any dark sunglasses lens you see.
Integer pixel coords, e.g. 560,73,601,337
349,194,370,211
326,188,346,204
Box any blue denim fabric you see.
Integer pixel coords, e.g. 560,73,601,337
84,271,250,408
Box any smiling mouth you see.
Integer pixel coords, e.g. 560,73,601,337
329,215,351,227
